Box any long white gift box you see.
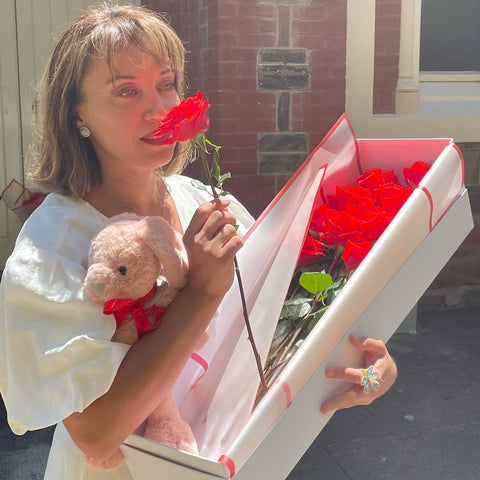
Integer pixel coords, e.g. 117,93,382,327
122,114,473,479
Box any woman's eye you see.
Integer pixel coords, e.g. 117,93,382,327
158,81,176,92
118,88,137,97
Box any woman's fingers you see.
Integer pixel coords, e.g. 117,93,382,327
349,335,387,356
321,336,398,414
184,197,231,237
185,197,240,250
321,385,371,414
201,208,238,245
183,198,243,296
190,209,242,259
321,365,384,414
325,366,366,385
324,365,384,392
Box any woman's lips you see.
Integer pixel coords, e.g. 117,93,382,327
141,133,172,145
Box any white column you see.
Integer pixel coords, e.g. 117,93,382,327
395,0,422,115
345,0,376,121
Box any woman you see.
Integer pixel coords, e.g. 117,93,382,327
0,3,397,479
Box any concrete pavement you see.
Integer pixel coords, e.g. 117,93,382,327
2,305,480,479
287,305,480,480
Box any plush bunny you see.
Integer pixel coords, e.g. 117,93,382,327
84,213,203,469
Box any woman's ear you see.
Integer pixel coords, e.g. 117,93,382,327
75,111,85,129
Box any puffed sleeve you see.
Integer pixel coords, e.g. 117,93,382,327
0,197,130,435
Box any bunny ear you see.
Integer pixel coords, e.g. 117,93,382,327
143,216,189,289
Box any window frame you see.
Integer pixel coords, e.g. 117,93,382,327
346,0,480,141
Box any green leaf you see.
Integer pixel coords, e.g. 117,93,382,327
191,179,208,192
274,320,291,339
299,272,333,295
281,297,312,320
218,172,232,184
205,137,219,149
212,159,221,181
194,132,208,152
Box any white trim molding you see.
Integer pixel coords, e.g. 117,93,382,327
346,0,480,142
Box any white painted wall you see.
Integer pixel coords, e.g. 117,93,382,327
0,0,139,267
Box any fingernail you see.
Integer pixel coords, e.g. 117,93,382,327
213,197,229,207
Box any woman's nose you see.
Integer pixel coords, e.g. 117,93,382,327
143,91,177,122
144,98,168,122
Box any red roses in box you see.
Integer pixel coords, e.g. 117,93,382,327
299,161,432,272
261,161,431,388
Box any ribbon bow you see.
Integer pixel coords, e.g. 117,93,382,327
103,283,166,338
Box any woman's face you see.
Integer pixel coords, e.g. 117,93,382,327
76,47,180,175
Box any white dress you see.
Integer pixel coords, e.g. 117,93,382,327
0,174,254,480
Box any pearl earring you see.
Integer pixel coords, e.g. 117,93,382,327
79,126,91,138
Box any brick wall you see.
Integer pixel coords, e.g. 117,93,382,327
149,0,347,218
143,0,203,91
200,1,277,217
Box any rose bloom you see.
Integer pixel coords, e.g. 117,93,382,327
297,162,433,274
341,240,373,272
374,183,412,215
355,168,398,191
298,234,328,266
403,161,432,187
152,91,210,144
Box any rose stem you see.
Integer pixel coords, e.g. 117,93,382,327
199,149,268,391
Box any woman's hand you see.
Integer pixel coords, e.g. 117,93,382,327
320,335,397,414
183,196,244,298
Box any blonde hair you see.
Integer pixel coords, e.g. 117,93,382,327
30,2,192,198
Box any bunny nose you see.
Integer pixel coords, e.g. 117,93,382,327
87,283,106,297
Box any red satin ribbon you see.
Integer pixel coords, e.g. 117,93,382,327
218,455,236,478
103,283,166,338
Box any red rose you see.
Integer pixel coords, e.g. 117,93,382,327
298,234,328,266
309,204,330,232
355,168,399,190
324,209,360,245
341,240,373,272
357,210,394,242
152,91,210,144
304,164,426,273
374,183,412,215
381,169,398,184
333,185,374,211
403,161,432,187
341,195,379,219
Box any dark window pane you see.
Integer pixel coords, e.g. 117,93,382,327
420,0,480,71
